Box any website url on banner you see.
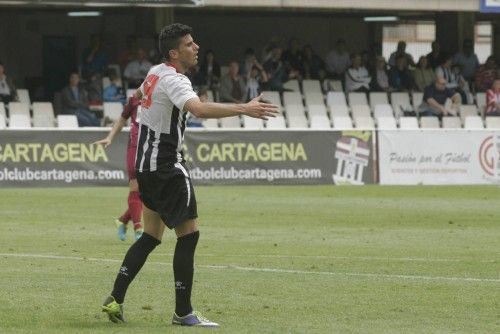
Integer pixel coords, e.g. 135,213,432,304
0,167,125,183
190,167,322,181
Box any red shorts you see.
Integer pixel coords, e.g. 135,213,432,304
127,145,137,180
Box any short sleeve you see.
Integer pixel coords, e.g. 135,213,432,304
164,74,198,111
445,88,455,98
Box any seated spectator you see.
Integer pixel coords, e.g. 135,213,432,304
116,35,138,71
345,53,371,93
246,63,269,101
302,45,325,80
0,62,18,104
197,49,221,90
240,48,257,77
436,54,468,102
453,38,479,86
370,56,391,92
264,46,296,92
325,38,350,79
81,34,109,81
60,72,100,127
123,48,152,89
186,87,208,127
426,41,441,70
413,56,435,92
103,71,126,104
86,72,103,107
418,77,461,119
219,61,246,103
475,56,497,92
282,38,304,77
389,55,413,91
388,41,415,69
486,79,500,116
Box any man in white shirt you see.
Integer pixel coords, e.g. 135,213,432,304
345,53,371,92
123,48,153,89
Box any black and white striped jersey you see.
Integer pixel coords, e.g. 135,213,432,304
135,63,198,172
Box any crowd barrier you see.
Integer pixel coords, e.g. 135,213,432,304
0,128,498,187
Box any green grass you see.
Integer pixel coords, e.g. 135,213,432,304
0,185,499,333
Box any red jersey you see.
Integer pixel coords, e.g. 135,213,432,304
121,96,140,148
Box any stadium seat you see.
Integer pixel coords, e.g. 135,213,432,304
369,92,389,109
206,90,215,102
17,89,31,104
102,76,111,89
302,79,322,94
0,114,6,129
464,116,484,129
262,91,282,109
442,116,462,129
103,102,123,122
391,92,412,118
354,116,375,129
57,115,79,128
285,104,306,118
326,91,347,106
376,116,397,129
288,115,308,128
420,116,440,129
399,116,419,129
476,92,486,114
283,79,300,92
459,105,478,122
283,92,303,106
330,80,343,92
332,116,353,129
373,104,394,119
412,92,424,111
243,116,264,129
310,115,331,129
266,115,286,129
32,102,55,127
351,104,371,118
308,104,328,118
0,102,5,119
220,116,241,128
348,92,368,106
329,104,350,118
304,92,324,106
9,114,31,128
126,89,136,97
8,102,30,117
202,118,218,129
485,116,500,129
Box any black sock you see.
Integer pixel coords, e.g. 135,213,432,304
173,231,199,316
111,232,161,304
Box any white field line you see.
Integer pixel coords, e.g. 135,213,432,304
1,252,499,283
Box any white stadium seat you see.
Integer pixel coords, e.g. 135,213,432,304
283,92,302,106
285,104,306,118
464,116,484,129
0,114,6,129
57,115,79,128
16,89,31,104
391,92,412,118
220,116,241,128
32,102,55,127
304,92,324,106
399,116,419,129
420,116,440,129
351,104,371,118
9,114,31,128
243,116,264,129
459,105,478,121
354,116,375,129
376,117,397,129
476,92,486,113
332,116,353,129
485,116,500,129
329,80,343,92
348,92,368,106
8,102,30,117
373,104,394,119
288,115,308,128
369,92,389,109
308,104,328,118
329,104,350,118
262,91,282,109
283,80,300,92
326,91,347,107
412,92,424,110
302,79,322,94
442,116,462,129
0,102,6,119
103,102,123,122
266,115,287,129
310,115,331,129
202,118,219,129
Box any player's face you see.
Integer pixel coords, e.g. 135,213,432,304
177,34,199,69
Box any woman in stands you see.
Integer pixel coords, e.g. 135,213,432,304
0,62,18,104
94,95,143,241
485,78,500,116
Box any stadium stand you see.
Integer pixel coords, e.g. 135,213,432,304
266,115,287,129
459,105,479,121
243,116,264,129
329,104,350,118
220,116,241,128
0,114,6,129
103,102,124,122
351,104,371,118
369,92,389,109
464,116,484,129
354,116,375,129
32,102,55,127
412,92,424,111
348,92,368,106
288,115,308,128
310,115,331,129
9,102,30,117
391,92,412,118
420,116,440,129
373,104,394,118
57,115,79,128
376,116,398,129
399,116,419,129
0,102,6,119
283,80,300,92
442,116,462,128
202,118,219,129
485,116,500,129
327,91,347,107
302,79,322,94
308,104,329,118
16,89,31,104
9,114,31,128
332,116,353,129
304,92,324,106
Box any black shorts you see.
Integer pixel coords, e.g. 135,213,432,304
137,163,198,229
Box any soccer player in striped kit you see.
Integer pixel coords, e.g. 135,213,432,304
101,23,278,327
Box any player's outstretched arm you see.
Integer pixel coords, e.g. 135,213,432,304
93,117,127,148
184,93,279,120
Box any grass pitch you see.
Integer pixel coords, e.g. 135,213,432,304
0,185,499,333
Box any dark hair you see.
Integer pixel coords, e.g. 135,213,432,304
158,23,193,60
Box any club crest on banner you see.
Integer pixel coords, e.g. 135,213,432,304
332,131,372,185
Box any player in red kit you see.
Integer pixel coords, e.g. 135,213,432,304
95,96,144,241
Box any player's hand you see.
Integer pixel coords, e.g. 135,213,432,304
243,94,279,120
93,138,112,148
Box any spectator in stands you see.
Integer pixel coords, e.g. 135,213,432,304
240,48,257,77
389,54,413,92
219,61,246,103
81,34,109,81
116,35,138,71
317,68,331,93
475,56,497,92
426,41,441,70
264,45,295,91
60,72,100,127
197,49,221,90
103,71,126,105
388,41,415,69
0,62,18,104
485,79,500,116
86,72,104,107
436,54,468,103
418,76,461,119
413,56,435,92
453,39,479,86
301,45,325,80
123,48,152,89
370,56,391,92
325,38,350,79
282,38,304,77
246,63,269,101
345,53,371,93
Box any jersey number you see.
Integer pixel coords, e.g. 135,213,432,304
141,74,160,109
